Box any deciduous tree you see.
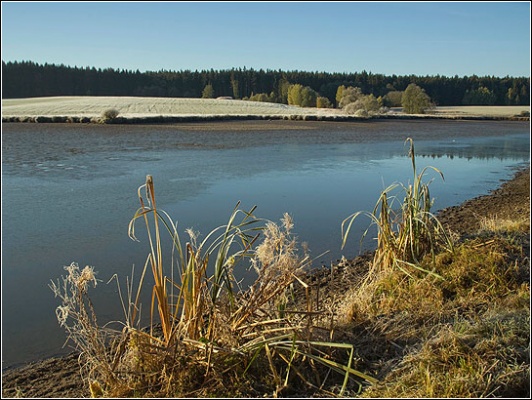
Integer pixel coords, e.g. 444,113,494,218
462,86,496,105
338,86,363,109
401,83,433,114
202,83,214,99
287,84,318,107
316,96,333,108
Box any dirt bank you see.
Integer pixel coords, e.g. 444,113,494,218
437,166,530,235
2,166,529,398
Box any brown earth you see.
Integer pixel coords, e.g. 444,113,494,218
437,166,530,235
2,167,530,398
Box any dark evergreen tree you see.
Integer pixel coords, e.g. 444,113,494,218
1,60,529,106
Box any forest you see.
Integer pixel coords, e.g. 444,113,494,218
2,60,529,107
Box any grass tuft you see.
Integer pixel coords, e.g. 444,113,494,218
335,140,529,398
342,137,453,280
51,175,376,397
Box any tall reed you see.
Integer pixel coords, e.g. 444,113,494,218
128,175,262,343
52,175,376,396
342,137,453,278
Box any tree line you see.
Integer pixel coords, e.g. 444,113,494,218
2,60,529,107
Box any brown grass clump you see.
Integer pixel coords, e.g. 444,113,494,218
334,229,529,398
360,308,529,398
51,175,377,397
342,138,453,282
333,141,529,398
479,214,530,233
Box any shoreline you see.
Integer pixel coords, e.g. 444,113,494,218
2,165,529,398
2,113,529,124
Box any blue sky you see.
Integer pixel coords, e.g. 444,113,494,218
1,1,530,77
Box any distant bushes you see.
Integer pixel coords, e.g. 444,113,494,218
248,88,334,109
287,84,318,107
382,90,403,107
101,108,120,121
316,96,333,108
336,85,383,116
246,92,276,102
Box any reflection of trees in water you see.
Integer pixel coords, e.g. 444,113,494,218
419,152,526,162
416,139,529,162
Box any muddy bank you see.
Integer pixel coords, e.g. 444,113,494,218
2,352,85,398
2,113,529,125
437,166,530,235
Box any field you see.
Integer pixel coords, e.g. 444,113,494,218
425,105,530,117
1,96,334,118
2,96,529,119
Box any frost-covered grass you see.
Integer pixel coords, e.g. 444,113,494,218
3,96,528,121
1,96,332,118
430,105,529,117
387,105,529,117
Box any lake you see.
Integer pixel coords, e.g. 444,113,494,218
1,119,529,368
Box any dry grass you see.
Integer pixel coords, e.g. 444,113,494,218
479,214,530,233
341,137,453,280
51,175,376,397
347,234,530,398
331,220,530,398
333,140,529,398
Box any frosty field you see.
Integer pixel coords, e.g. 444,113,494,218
1,96,335,118
2,96,529,119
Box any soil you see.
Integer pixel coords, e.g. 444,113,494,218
2,166,530,398
437,166,530,235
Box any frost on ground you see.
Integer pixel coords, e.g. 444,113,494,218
1,96,341,118
2,96,528,119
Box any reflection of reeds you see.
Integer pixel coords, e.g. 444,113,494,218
52,175,376,397
342,137,453,279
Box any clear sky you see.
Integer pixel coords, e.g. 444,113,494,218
1,1,530,77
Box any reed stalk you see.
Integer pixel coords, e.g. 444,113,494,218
342,137,453,278
53,175,377,396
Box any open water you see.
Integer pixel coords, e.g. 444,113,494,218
1,119,529,368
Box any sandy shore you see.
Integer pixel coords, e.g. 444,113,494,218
2,165,529,398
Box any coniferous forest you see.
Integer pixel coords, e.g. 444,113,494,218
2,60,529,107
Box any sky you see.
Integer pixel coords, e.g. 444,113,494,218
1,1,530,77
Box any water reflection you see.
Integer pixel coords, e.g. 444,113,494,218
414,134,529,161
